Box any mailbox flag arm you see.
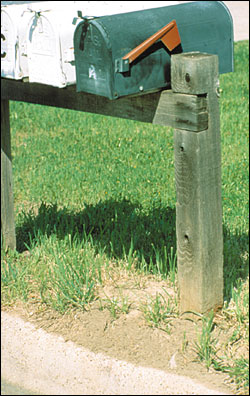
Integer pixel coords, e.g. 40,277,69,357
115,20,181,73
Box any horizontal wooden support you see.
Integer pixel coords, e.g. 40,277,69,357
153,90,208,131
1,78,165,125
1,79,208,131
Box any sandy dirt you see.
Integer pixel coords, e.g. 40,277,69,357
1,305,234,395
1,273,239,395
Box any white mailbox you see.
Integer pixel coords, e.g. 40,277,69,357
26,2,79,87
1,3,32,79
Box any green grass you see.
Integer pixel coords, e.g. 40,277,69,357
193,311,220,370
1,41,249,393
99,290,132,320
141,288,178,334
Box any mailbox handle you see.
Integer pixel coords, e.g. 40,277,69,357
115,20,181,73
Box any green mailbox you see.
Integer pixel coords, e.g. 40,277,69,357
74,1,233,100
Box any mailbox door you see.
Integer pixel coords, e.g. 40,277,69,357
26,2,82,87
74,21,113,97
1,8,18,78
27,13,66,87
1,4,30,79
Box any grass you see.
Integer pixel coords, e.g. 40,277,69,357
193,311,220,370
141,288,178,334
1,40,249,393
100,290,132,320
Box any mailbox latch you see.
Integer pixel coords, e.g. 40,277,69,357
115,20,181,73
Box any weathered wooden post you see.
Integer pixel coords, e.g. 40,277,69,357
171,52,223,313
1,99,16,250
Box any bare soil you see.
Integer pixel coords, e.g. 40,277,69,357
2,270,243,395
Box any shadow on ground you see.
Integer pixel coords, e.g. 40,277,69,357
16,199,176,271
16,200,249,302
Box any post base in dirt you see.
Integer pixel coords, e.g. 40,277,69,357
172,53,224,314
1,99,16,251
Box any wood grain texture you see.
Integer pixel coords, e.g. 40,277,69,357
1,79,208,131
153,90,208,131
171,52,219,95
1,79,163,124
1,100,16,250
172,53,223,313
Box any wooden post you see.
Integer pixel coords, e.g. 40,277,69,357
1,99,16,250
172,52,223,313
